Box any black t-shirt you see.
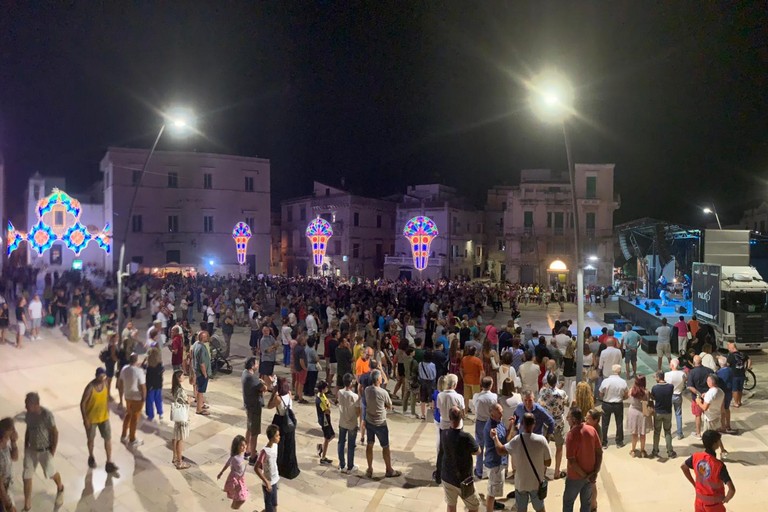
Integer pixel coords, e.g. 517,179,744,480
336,346,353,377
727,351,748,378
689,366,712,398
327,339,339,364
293,344,307,372
440,428,479,486
146,364,164,390
15,306,24,321
242,372,265,410
651,383,674,414
459,327,471,347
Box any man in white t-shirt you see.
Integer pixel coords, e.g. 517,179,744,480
118,353,146,447
519,353,541,394
598,338,623,379
664,359,687,440
697,374,724,432
554,327,571,353
27,294,44,341
337,373,361,473
491,411,551,512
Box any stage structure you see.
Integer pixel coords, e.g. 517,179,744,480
403,215,438,271
616,217,700,299
7,189,111,257
231,222,252,265
306,217,333,267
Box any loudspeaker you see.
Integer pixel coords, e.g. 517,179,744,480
619,233,632,261
676,305,687,314
655,223,672,265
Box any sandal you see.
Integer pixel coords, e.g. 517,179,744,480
640,450,648,458
176,461,191,470
365,468,373,478
196,410,210,416
384,470,402,478
630,450,637,458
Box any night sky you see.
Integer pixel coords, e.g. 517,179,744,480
2,2,767,226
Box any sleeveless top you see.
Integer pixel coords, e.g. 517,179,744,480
86,384,109,423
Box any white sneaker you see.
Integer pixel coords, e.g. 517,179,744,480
349,465,359,473
120,436,127,444
340,467,349,474
130,439,144,447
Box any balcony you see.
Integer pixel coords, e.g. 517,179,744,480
384,255,446,267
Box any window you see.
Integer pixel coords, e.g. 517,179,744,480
203,216,214,233
390,216,395,230
353,212,360,226
334,241,341,254
547,212,552,228
203,173,213,189
132,170,141,186
166,250,180,263
287,234,293,248
299,236,306,249
586,212,596,236
286,207,293,222
498,239,505,251
245,216,255,228
131,256,143,264
586,176,597,199
353,243,360,258
761,220,766,233
33,184,40,199
523,211,533,228
168,215,179,233
376,215,382,228
477,223,482,234
104,171,110,190
168,171,178,188
452,245,459,258
299,207,306,221
501,201,507,211
245,176,254,192
131,215,143,232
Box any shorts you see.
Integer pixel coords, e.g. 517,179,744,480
703,416,722,432
321,424,336,440
691,400,703,417
442,481,480,509
259,361,276,377
420,381,435,403
366,422,390,447
464,384,480,410
105,360,116,378
732,376,745,392
487,465,504,497
294,369,307,388
328,362,337,374
23,450,56,480
247,408,262,436
262,482,278,511
31,318,41,329
624,348,637,363
17,322,25,336
723,391,732,410
656,343,671,358
196,375,209,394
552,428,565,447
86,420,112,442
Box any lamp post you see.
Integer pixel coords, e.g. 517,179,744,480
116,107,194,338
702,206,722,230
529,70,587,381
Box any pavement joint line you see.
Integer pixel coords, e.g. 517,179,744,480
600,461,627,512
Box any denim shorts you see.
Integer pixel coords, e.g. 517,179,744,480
732,376,745,392
516,489,545,511
366,422,390,447
262,483,278,511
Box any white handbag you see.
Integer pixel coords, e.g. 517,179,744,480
171,399,189,423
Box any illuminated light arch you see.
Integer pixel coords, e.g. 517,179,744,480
7,188,111,258
548,259,568,272
232,222,253,265
305,217,333,267
403,216,439,271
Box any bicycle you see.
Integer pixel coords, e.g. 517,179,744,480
744,368,757,392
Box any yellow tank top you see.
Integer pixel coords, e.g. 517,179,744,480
86,384,109,424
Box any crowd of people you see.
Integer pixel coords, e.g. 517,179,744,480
0,272,746,512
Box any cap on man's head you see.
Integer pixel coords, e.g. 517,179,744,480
95,367,107,378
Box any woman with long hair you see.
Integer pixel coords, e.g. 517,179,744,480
573,381,595,416
171,370,190,469
481,338,500,392
145,346,164,421
627,374,651,458
267,376,300,479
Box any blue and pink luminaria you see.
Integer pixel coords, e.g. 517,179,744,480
306,217,333,267
403,216,438,271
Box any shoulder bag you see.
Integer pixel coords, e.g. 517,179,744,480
170,393,189,423
520,433,548,500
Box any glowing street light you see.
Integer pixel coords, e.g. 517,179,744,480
530,68,585,381
702,206,722,230
117,106,195,338
588,255,599,262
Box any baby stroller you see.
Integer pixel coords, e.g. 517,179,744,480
210,333,233,376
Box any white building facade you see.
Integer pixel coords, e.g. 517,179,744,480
101,148,271,274
384,184,486,281
281,182,396,278
504,165,619,286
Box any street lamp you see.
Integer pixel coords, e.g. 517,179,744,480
529,69,587,381
116,107,195,337
702,206,722,230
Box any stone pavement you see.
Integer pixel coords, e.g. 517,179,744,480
0,300,766,511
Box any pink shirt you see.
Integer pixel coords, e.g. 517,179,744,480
674,321,688,336
485,324,499,345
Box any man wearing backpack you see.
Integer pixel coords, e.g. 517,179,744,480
726,341,751,408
